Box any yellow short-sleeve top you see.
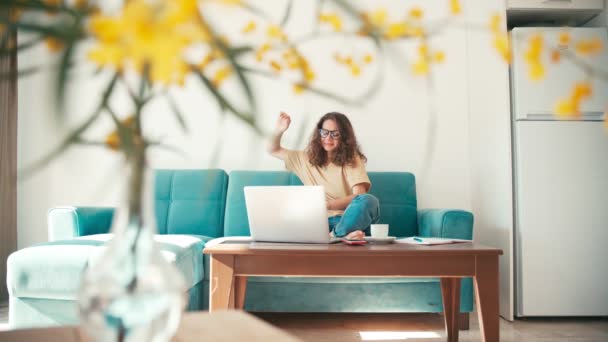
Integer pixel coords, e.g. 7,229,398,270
284,149,371,217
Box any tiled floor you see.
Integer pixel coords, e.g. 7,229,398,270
1,303,606,341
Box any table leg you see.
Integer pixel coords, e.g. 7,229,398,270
474,255,500,342
440,277,461,342
209,254,234,312
235,276,248,310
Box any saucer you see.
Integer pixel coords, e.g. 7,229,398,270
364,236,396,244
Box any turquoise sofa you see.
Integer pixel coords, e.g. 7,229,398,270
6,169,474,328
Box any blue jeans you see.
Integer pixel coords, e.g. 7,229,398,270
328,194,380,237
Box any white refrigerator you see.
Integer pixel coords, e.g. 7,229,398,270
511,27,608,317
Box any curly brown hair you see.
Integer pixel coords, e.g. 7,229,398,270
306,112,367,167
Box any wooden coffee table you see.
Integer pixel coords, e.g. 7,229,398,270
0,311,300,341
204,241,502,342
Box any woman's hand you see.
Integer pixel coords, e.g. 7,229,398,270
275,112,291,134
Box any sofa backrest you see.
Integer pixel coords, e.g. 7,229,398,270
367,172,418,237
223,170,418,237
154,169,228,237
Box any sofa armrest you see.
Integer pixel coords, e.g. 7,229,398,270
48,206,115,241
417,209,474,240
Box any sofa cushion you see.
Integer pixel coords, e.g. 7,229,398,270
367,172,418,237
155,169,228,237
7,234,210,300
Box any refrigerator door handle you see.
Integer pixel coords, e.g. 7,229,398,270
519,112,605,121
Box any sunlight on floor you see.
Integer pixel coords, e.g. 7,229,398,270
359,331,441,340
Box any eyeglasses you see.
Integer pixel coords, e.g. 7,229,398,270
319,128,341,140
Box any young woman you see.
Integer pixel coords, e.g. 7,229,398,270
268,111,380,240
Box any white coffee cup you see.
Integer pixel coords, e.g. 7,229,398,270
370,224,389,238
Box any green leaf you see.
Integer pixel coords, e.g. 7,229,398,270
0,0,77,16
230,45,254,57
280,0,294,28
192,68,262,136
8,21,80,41
164,92,189,134
0,36,44,57
19,73,118,179
0,66,40,80
55,42,75,118
329,0,382,47
203,18,257,116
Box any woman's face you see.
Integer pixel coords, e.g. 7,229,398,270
320,119,341,154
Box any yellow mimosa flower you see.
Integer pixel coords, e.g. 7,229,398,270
368,9,387,27
433,51,445,63
418,43,429,57
412,26,425,38
88,44,124,69
555,82,593,117
45,37,64,52
334,53,346,64
217,0,241,5
489,14,501,33
212,66,232,87
412,59,429,75
319,13,343,32
197,53,215,70
242,21,256,34
350,64,361,76
87,0,211,85
493,34,511,63
384,22,411,40
256,43,271,62
270,60,282,72
304,69,315,81
450,0,462,15
293,83,305,94
575,38,603,56
267,25,287,41
529,62,545,80
408,7,424,20
74,0,88,9
558,32,570,46
105,115,137,151
555,99,577,118
524,35,544,80
363,54,374,64
572,81,592,101
551,50,561,63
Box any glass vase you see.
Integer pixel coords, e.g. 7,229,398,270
78,146,186,342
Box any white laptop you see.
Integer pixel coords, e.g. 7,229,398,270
244,185,340,244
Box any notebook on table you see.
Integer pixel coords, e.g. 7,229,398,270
396,237,472,245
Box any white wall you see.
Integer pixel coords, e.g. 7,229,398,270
464,0,514,320
17,2,513,317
